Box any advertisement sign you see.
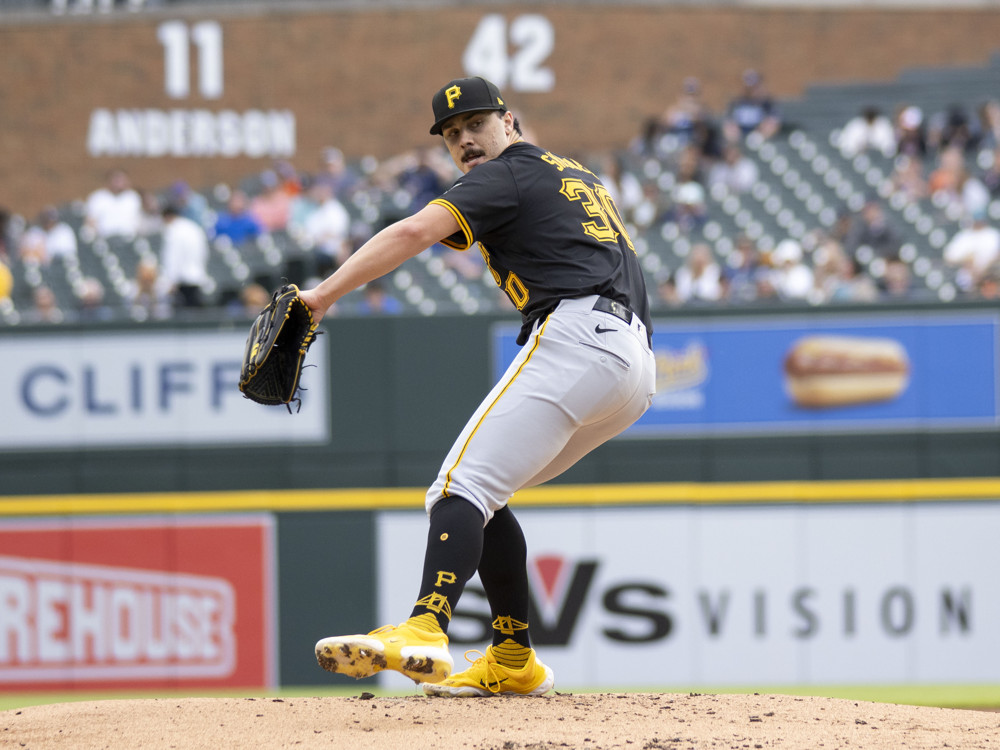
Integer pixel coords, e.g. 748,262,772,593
377,502,997,688
0,330,328,449
0,515,276,691
492,312,999,436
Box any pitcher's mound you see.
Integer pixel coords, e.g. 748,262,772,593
3,691,998,749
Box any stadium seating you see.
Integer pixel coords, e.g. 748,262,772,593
4,54,1000,325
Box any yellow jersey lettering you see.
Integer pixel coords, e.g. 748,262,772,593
560,177,636,253
594,183,636,253
540,151,595,176
480,243,502,286
504,271,530,310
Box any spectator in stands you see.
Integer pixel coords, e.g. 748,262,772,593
722,234,768,304
707,142,759,195
753,270,782,305
213,188,262,246
927,103,981,155
976,266,1000,300
723,69,781,144
815,242,878,303
975,99,1000,152
596,154,643,223
137,189,163,237
160,203,210,308
837,105,896,159
890,154,928,203
316,147,362,200
660,77,705,141
674,142,706,186
357,279,403,315
837,255,880,303
810,237,842,301
654,76,720,158
230,282,271,318
943,208,1000,294
394,146,454,213
827,208,856,247
670,180,708,235
18,206,77,265
23,285,63,324
632,182,671,231
289,177,322,233
290,179,353,277
845,198,901,259
928,144,989,220
76,276,113,323
654,270,682,308
879,257,924,301
250,170,293,232
674,243,723,304
84,168,142,239
981,147,1000,196
273,159,303,198
894,105,927,159
769,238,814,302
167,181,211,228
127,259,172,321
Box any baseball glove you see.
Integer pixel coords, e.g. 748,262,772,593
239,283,321,411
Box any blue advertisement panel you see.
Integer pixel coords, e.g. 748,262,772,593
492,312,999,437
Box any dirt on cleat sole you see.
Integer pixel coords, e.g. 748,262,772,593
315,639,388,679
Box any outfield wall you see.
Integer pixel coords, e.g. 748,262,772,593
2,303,999,496
1,483,998,691
1,304,999,691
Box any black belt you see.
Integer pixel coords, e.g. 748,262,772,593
593,296,633,325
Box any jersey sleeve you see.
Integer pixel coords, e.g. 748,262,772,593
429,160,519,250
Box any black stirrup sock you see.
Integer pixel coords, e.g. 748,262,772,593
408,496,485,633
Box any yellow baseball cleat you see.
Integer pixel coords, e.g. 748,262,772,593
315,622,453,683
421,646,554,697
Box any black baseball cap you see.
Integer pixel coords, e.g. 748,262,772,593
429,76,508,135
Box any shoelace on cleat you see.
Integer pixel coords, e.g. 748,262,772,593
460,650,505,693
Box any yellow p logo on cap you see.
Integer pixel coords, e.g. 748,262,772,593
445,85,462,109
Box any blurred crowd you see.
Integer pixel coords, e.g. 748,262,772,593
2,67,1000,325
623,70,1000,308
0,144,461,324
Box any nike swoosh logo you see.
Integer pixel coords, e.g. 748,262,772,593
595,325,616,334
480,678,508,688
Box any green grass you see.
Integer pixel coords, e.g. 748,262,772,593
2,684,999,712
575,684,1000,710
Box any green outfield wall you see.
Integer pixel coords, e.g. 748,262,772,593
2,303,999,689
1,302,999,496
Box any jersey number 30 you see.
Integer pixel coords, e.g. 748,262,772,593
559,178,636,253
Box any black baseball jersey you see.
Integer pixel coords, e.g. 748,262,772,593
430,141,652,345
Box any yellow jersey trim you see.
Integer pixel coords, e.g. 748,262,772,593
429,198,474,250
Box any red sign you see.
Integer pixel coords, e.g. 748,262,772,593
0,515,275,691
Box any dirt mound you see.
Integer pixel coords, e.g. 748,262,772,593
3,692,998,749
